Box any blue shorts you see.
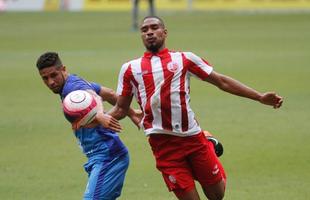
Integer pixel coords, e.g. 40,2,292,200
83,153,129,200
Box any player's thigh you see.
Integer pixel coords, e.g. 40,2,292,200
190,136,226,183
160,164,196,192
84,153,129,200
189,140,226,199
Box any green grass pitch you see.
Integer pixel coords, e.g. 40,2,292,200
0,11,309,199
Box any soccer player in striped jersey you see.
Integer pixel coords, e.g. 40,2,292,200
108,16,283,200
36,52,141,200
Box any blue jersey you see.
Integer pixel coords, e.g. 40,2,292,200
60,74,128,159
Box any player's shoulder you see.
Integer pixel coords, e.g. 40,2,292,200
67,74,80,81
168,49,196,57
182,51,206,62
121,57,142,69
181,51,197,57
62,75,95,97
66,74,90,85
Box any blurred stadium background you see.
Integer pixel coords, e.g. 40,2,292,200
2,0,310,11
0,0,309,200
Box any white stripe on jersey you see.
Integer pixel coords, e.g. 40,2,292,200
169,52,183,133
148,56,163,131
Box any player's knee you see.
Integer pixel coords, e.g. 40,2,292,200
204,190,224,200
203,179,225,200
208,192,224,200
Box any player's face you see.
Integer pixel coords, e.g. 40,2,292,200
39,65,66,94
140,18,167,53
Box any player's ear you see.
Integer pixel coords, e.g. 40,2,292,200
163,29,168,37
61,65,69,78
61,65,68,73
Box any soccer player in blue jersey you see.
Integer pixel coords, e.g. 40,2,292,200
36,52,141,200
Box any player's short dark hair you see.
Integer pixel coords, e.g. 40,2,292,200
36,52,63,70
142,16,165,28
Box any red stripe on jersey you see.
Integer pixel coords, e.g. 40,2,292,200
160,55,173,131
141,57,155,129
181,53,189,131
187,59,210,80
122,64,133,96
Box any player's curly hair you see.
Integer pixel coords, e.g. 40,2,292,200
36,52,63,70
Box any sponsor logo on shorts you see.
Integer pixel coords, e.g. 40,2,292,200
168,175,177,184
212,164,219,175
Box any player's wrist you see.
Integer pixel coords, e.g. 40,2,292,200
254,92,264,103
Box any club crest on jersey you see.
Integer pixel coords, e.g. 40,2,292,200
167,62,179,73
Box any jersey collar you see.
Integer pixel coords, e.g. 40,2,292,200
143,48,169,59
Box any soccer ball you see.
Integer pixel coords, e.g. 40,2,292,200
62,90,98,126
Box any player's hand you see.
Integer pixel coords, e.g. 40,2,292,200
72,112,122,132
129,109,143,129
259,92,283,109
95,112,122,132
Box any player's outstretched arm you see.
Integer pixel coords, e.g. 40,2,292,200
100,87,142,128
206,71,283,109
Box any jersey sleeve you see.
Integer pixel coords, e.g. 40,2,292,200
116,62,134,96
89,82,101,95
61,75,101,99
183,52,213,80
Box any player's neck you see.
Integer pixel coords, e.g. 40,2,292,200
157,45,166,53
147,45,166,54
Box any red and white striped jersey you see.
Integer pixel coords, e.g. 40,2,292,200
117,48,213,137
